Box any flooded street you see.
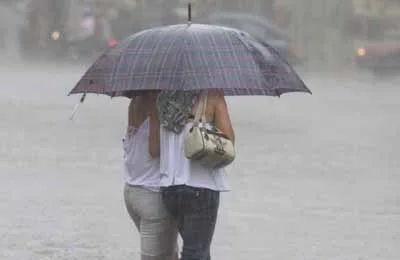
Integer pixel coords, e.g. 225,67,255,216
1,64,399,259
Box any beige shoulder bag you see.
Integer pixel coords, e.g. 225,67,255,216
184,92,236,169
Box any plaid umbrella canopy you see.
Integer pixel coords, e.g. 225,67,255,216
69,23,311,97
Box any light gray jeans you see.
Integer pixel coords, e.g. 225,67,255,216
124,184,178,260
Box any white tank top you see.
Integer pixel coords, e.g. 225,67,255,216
159,122,230,192
123,118,160,191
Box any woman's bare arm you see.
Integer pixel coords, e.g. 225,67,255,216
128,97,146,128
148,105,160,158
213,91,235,144
145,92,161,158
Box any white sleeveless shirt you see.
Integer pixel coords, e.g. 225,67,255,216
123,118,161,191
159,122,230,192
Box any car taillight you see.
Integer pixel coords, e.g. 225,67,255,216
357,47,366,56
108,39,118,48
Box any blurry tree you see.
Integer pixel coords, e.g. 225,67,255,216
259,0,275,20
288,0,356,69
161,0,180,25
34,0,51,49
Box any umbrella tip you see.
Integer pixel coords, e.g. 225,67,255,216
188,2,192,23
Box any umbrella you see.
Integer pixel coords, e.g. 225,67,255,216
68,23,311,98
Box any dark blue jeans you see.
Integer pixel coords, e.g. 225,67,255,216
161,185,220,260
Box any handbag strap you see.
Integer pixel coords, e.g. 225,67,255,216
193,91,207,125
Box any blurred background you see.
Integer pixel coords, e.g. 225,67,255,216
2,0,400,74
1,1,400,259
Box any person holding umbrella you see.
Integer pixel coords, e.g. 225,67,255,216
147,89,234,260
122,91,179,260
68,6,311,258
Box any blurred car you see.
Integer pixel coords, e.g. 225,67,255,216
204,12,301,64
355,41,400,75
19,0,70,60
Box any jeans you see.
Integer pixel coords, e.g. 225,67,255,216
162,185,220,260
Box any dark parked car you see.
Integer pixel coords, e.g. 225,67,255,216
355,41,400,75
204,12,300,64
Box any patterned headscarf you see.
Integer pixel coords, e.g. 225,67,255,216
157,90,200,134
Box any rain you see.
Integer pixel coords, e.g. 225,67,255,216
1,0,399,259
